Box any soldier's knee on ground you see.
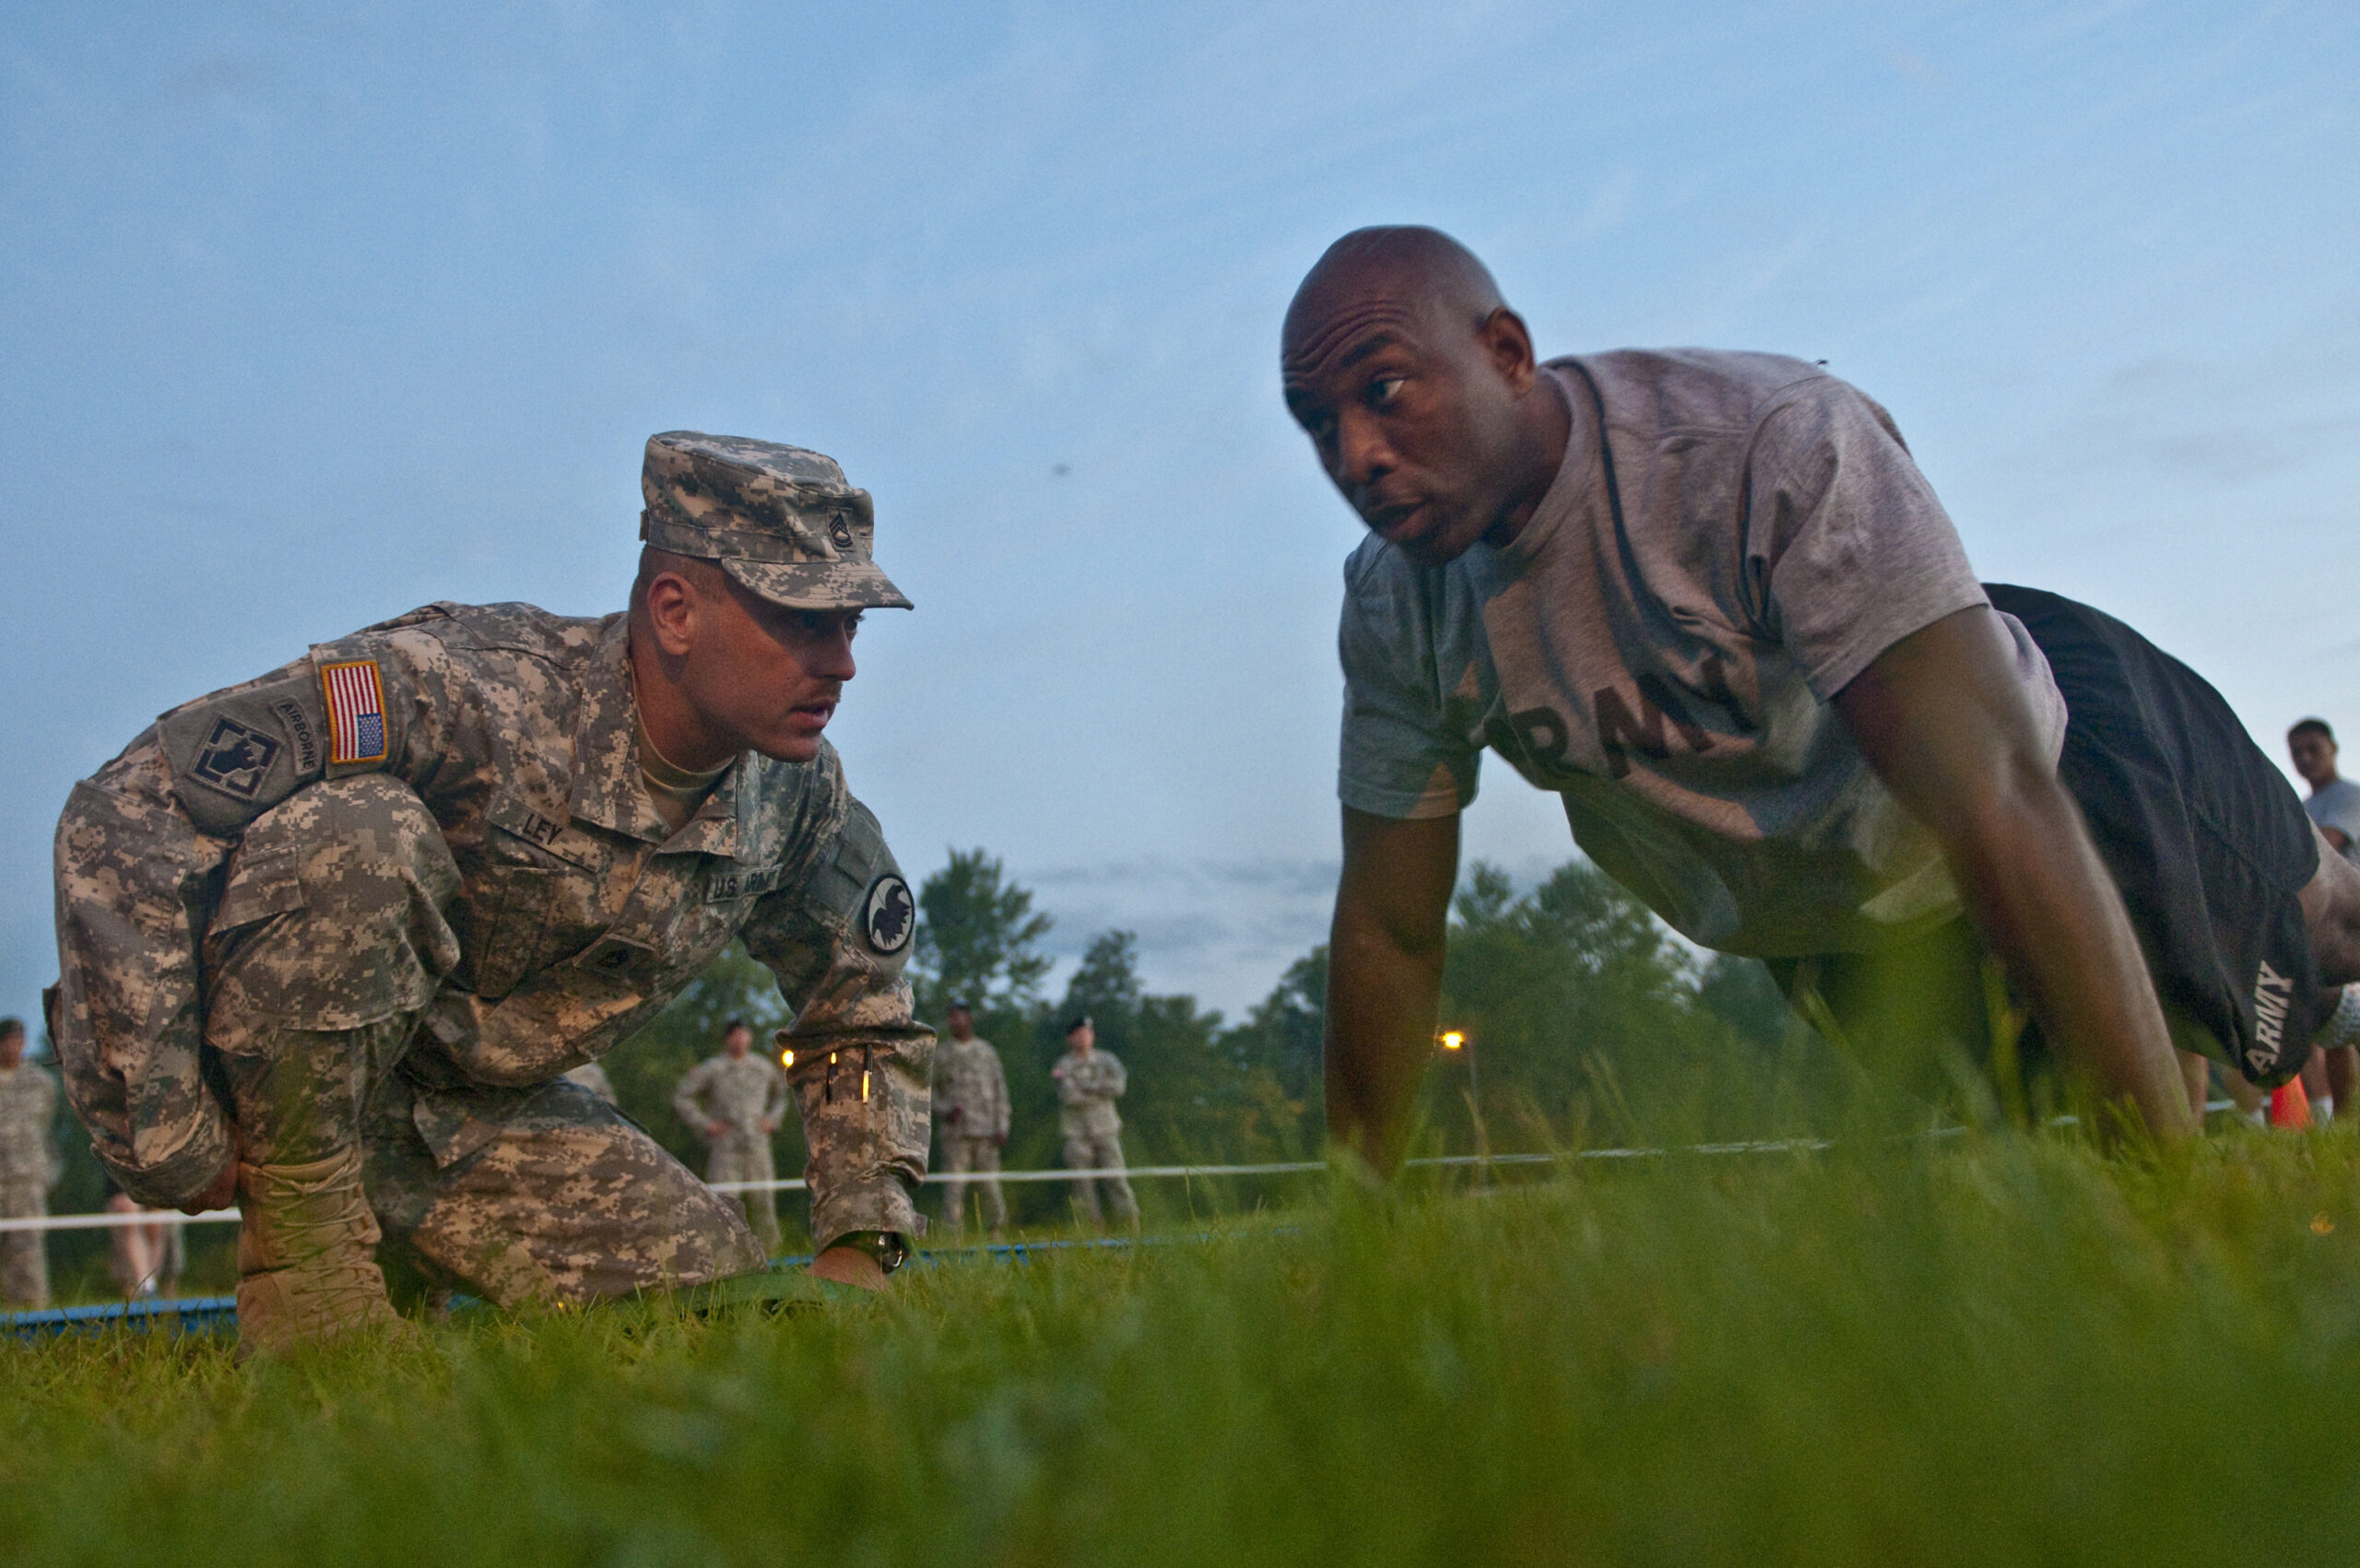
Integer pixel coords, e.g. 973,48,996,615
384,1079,766,1308
204,776,460,1059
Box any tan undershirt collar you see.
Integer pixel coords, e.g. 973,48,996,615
633,700,729,835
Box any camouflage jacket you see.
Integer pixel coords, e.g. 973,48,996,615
931,1035,1009,1141
0,1064,61,1187
51,603,932,1244
1050,1047,1127,1138
675,1051,789,1142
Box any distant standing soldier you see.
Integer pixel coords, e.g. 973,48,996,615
932,1002,1010,1237
2290,719,2360,1114
0,1018,63,1309
675,1020,791,1256
2289,719,2360,865
1051,1016,1137,1231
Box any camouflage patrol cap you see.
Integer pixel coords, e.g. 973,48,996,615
639,431,913,611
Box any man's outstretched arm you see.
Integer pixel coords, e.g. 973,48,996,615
1326,808,1460,1174
1834,605,2193,1142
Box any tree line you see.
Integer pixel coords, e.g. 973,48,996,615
599,846,1824,1192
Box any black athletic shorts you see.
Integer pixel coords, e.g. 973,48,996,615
1775,585,2323,1089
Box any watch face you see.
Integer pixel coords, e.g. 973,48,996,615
846,1230,907,1273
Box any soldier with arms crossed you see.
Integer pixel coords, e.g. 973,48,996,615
51,433,933,1352
1280,228,2360,1169
1051,1016,1137,1230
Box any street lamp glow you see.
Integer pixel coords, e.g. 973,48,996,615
1438,1031,1467,1052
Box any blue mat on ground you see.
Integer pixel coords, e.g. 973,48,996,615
2,1232,1206,1341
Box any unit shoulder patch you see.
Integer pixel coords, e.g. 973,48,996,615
188,716,281,799
861,873,914,956
155,669,331,833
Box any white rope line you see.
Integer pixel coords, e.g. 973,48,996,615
0,1100,2253,1234
0,1208,231,1236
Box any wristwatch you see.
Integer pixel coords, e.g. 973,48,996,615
832,1230,910,1275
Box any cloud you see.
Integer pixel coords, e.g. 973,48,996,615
1885,46,1943,88
1001,855,1342,1008
1028,855,1340,901
1575,168,1642,241
2012,337,2360,489
156,54,276,103
2147,419,2360,483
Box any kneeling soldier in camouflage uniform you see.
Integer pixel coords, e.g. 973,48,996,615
50,433,933,1353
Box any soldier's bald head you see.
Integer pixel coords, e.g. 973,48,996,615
1282,227,1506,371
1279,227,1566,567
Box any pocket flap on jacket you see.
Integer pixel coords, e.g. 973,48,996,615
213,847,308,931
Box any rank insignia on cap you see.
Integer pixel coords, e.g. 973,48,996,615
319,659,389,765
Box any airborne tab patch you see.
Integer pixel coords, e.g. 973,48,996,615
319,659,389,765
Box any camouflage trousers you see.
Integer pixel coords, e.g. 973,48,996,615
704,1134,782,1257
1,1179,49,1309
1060,1129,1138,1226
207,777,765,1308
938,1136,1007,1232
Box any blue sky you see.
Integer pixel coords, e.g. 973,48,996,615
3,0,2354,1022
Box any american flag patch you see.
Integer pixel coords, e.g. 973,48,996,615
319,659,389,765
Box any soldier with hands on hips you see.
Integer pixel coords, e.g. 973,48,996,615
50,431,933,1353
675,1019,792,1256
1050,1015,1137,1231
930,1001,1010,1238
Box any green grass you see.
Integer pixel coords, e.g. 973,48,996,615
8,1126,2360,1565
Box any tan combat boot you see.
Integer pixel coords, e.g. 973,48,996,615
233,1147,409,1357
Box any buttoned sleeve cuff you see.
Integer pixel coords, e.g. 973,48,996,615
100,1104,234,1211
807,1169,925,1252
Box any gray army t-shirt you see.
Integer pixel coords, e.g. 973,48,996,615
1338,350,2068,959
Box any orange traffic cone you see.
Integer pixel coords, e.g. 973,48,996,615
2271,1076,2313,1128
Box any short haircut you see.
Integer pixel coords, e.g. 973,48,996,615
2290,718,2334,744
1066,1015,1092,1035
0,1017,20,1042
946,1001,973,1014
630,547,727,615
723,1019,752,1037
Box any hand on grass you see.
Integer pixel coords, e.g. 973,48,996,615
808,1245,888,1291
